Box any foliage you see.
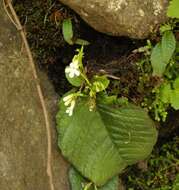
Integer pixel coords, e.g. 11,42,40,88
172,174,179,190
133,2,179,122
15,1,179,189
125,137,179,190
57,95,157,185
62,18,90,45
62,19,74,45
69,167,118,190
56,47,158,187
160,78,179,110
151,31,176,76
137,27,179,121
167,0,179,19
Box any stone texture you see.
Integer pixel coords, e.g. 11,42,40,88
59,0,169,39
0,1,69,190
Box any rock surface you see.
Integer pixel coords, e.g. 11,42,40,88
59,0,169,39
0,1,69,190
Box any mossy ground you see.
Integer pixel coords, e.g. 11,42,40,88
14,0,179,189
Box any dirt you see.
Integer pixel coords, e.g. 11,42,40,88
14,0,145,95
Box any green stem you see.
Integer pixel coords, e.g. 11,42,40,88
94,184,98,190
84,182,92,190
80,72,92,87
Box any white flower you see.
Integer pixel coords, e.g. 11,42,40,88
63,94,74,106
63,94,76,116
65,100,75,116
65,60,80,78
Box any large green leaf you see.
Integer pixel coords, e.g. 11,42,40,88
161,31,176,64
69,167,118,190
151,43,165,76
167,0,179,18
56,97,158,186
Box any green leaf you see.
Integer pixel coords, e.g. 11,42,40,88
167,0,179,18
65,72,84,87
75,38,90,46
161,31,176,64
160,83,172,103
56,97,158,186
97,93,118,105
170,89,179,110
69,167,86,190
98,177,118,190
69,167,118,190
150,31,176,76
173,77,179,89
91,75,110,93
160,24,172,34
173,174,179,190
151,43,166,76
62,18,74,45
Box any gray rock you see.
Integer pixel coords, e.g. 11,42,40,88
59,0,169,39
0,1,69,190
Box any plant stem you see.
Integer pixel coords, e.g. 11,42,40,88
80,72,92,87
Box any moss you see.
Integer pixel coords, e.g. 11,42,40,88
123,136,179,189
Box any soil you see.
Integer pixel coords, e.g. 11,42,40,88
14,0,144,95
14,0,179,189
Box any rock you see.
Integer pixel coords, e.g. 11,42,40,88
0,2,69,190
59,0,169,39
38,71,70,190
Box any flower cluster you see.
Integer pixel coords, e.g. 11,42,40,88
63,47,109,117
65,59,80,78
63,94,76,116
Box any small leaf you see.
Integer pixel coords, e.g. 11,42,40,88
62,18,74,45
173,77,179,89
160,24,172,34
173,174,179,190
160,83,172,103
97,93,118,105
116,97,129,106
167,0,179,18
65,72,84,87
151,43,166,76
170,89,179,110
92,75,110,93
161,31,176,64
75,38,90,46
69,167,118,190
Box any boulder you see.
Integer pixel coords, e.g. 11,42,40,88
59,0,169,39
0,1,69,190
